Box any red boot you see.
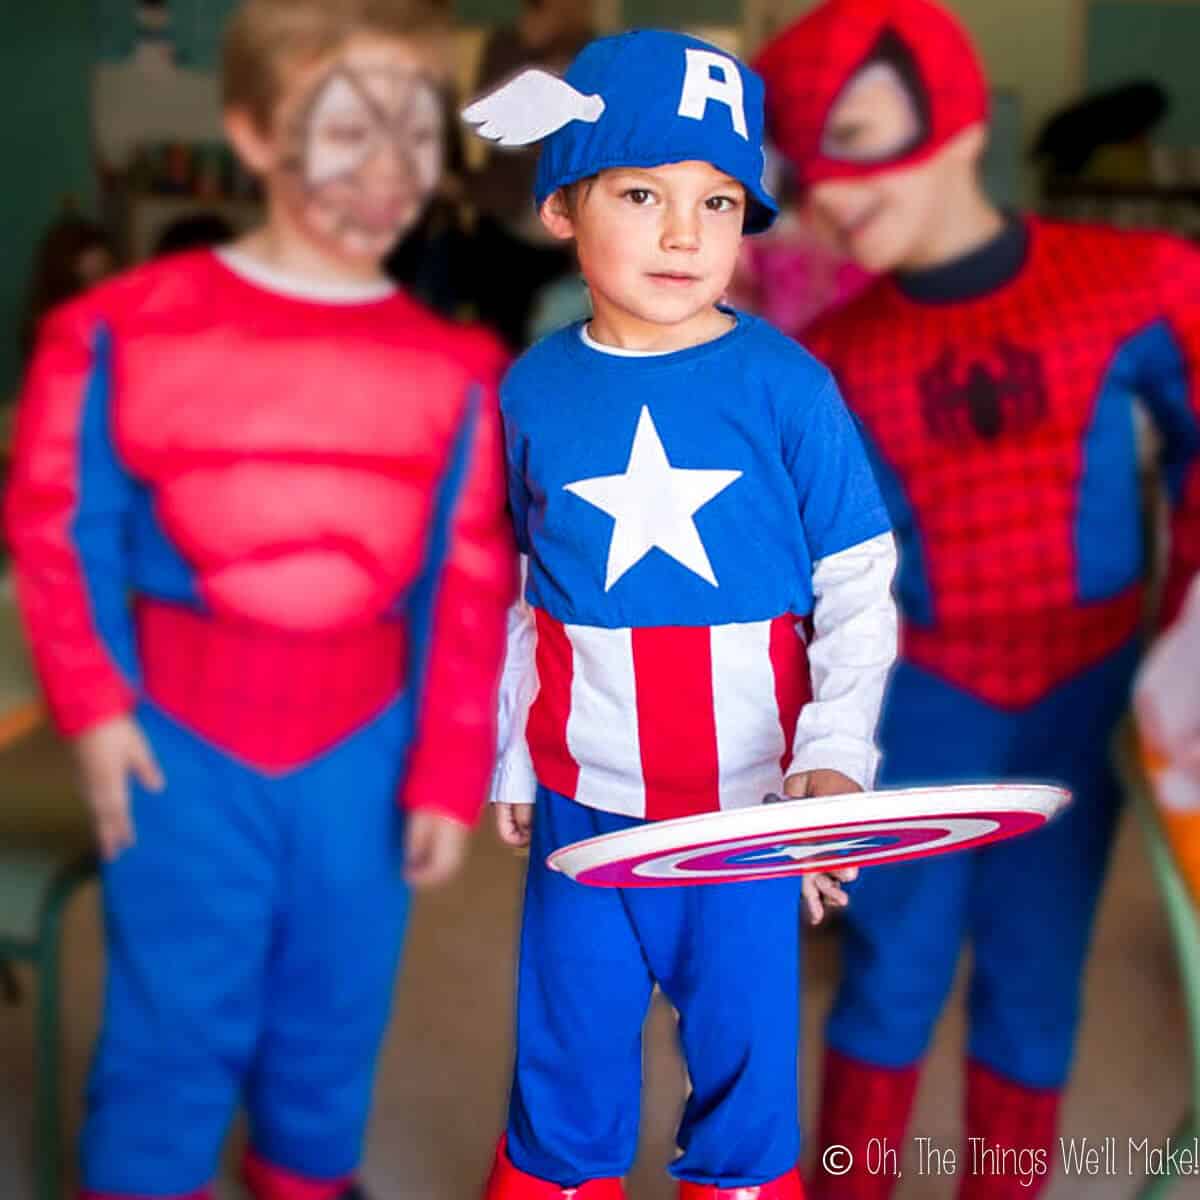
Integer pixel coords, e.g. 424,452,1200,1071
483,1137,626,1199
678,1166,806,1197
808,1049,920,1200
958,1060,1060,1200
242,1149,355,1200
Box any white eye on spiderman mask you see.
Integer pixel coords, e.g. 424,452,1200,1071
286,63,444,256
819,32,928,164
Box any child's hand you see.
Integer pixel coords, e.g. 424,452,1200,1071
782,768,863,925
404,810,471,888
495,802,534,849
783,768,862,800
71,715,165,862
801,870,854,925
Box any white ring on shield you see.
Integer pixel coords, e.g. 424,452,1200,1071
626,816,1001,881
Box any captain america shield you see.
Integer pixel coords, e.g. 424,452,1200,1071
546,784,1069,887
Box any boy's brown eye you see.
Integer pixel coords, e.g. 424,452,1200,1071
825,120,867,151
624,188,652,204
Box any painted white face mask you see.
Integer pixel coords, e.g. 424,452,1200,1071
286,63,444,256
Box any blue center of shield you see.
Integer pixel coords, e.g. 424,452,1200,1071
726,834,899,868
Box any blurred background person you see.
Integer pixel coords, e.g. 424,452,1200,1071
385,83,476,318
463,0,593,348
19,214,119,371
724,150,874,335
151,210,235,257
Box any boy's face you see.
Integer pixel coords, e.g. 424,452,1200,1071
237,34,444,264
805,65,983,274
544,161,746,334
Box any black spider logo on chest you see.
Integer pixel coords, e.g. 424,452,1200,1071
918,340,1048,444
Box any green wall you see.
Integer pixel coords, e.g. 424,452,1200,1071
623,0,740,23
453,0,742,26
0,0,96,396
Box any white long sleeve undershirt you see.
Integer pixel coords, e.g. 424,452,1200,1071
490,533,898,805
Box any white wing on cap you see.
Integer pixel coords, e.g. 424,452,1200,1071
461,68,606,147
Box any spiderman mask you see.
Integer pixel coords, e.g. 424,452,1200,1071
754,0,989,188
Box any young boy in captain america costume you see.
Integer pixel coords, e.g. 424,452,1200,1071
4,1,515,1197
753,1,1200,1195
462,30,899,1200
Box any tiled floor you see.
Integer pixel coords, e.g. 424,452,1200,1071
0,780,1193,1199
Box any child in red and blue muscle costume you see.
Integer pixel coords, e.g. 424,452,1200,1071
3,2,515,1197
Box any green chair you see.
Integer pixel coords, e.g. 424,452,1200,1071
1119,733,1200,1200
0,835,97,1200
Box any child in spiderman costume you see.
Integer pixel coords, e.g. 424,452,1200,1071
3,1,514,1198
462,29,898,1200
754,1,1200,1196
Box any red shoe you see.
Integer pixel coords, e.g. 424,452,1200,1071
808,1049,920,1200
242,1150,354,1200
483,1137,626,1199
957,1060,1060,1200
678,1166,806,1197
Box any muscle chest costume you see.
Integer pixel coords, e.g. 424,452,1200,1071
755,4,1200,1197
461,30,897,1200
4,247,515,1200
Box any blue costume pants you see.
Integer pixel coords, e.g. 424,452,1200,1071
507,788,804,1189
82,699,412,1195
827,641,1139,1089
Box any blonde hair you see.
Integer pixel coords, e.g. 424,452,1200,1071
222,0,447,131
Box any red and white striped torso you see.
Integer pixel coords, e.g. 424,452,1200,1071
524,610,813,820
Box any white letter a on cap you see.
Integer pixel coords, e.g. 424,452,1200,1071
677,48,748,140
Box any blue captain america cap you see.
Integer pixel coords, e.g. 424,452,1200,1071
463,29,779,234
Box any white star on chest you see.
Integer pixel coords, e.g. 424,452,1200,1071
563,406,742,591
